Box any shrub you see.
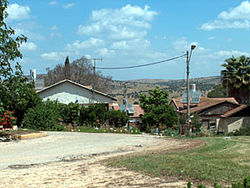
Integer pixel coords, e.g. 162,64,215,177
0,75,42,125
0,110,16,129
106,110,129,127
80,104,106,125
23,101,63,131
61,102,80,124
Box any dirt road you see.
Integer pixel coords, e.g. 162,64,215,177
0,132,200,188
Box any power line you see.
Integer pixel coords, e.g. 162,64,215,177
96,54,186,70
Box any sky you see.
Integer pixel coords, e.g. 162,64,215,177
6,0,250,80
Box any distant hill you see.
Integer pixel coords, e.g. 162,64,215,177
109,76,220,104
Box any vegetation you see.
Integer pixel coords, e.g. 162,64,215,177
23,100,130,131
79,125,141,134
0,109,16,128
80,104,107,125
0,75,42,125
0,0,27,78
186,177,250,188
229,124,250,136
221,56,250,104
139,86,178,129
45,56,112,93
207,84,227,98
23,101,64,131
106,110,129,127
108,137,250,184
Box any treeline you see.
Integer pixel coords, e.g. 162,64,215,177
44,56,112,93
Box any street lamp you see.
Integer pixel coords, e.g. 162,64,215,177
186,44,196,131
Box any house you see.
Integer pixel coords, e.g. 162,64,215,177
170,97,250,134
37,79,117,105
109,103,144,124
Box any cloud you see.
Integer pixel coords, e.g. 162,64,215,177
66,38,105,51
201,20,250,30
218,1,250,20
14,25,44,41
41,52,65,61
208,36,216,40
200,1,250,30
63,3,75,9
20,42,37,51
77,4,157,40
6,3,30,20
50,25,58,30
215,50,250,57
96,48,115,56
49,1,57,6
50,32,62,38
172,38,188,51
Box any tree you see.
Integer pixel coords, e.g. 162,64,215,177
207,84,227,98
0,0,27,78
45,56,112,93
221,56,250,104
0,74,42,125
139,86,178,129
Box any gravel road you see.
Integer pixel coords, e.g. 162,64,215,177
0,132,162,170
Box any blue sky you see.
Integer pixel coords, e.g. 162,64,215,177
6,0,250,80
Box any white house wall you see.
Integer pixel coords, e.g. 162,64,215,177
38,82,114,104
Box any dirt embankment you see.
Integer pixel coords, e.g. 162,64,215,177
0,138,203,188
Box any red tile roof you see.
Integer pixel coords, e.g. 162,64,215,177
221,105,248,118
131,104,144,118
171,97,239,114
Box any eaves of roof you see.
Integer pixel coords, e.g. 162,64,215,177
37,79,117,101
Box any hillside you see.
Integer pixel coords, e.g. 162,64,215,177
109,76,220,104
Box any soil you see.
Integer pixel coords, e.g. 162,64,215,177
0,129,39,141
0,138,203,188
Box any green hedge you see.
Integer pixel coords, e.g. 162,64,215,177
23,101,63,131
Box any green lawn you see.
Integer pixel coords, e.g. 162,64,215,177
107,136,250,184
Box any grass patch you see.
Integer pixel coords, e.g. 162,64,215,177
107,137,250,184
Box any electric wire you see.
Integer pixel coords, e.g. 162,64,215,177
95,54,186,70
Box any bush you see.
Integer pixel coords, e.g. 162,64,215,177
106,110,129,127
80,104,106,126
61,102,80,124
0,110,16,129
23,101,63,131
0,75,42,125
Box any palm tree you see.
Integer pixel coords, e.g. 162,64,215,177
221,56,250,104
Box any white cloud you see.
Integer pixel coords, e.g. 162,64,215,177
63,3,75,9
50,25,58,30
208,36,216,40
41,52,65,61
111,41,128,49
95,48,115,56
77,4,157,40
50,32,62,38
172,38,188,51
49,1,57,6
215,50,250,57
66,38,104,51
201,20,250,30
6,3,30,20
201,1,250,30
15,27,44,41
218,1,250,20
20,42,37,51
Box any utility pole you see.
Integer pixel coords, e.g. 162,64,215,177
186,50,191,129
186,45,196,132
91,58,102,103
